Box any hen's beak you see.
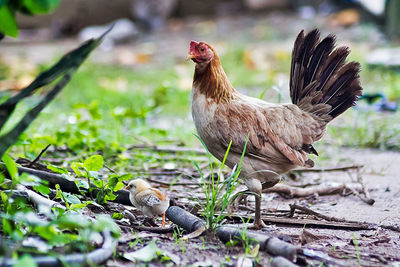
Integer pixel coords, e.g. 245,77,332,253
186,53,195,61
125,185,131,190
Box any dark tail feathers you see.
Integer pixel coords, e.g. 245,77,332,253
290,29,363,121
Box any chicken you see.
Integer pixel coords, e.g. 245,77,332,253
188,29,363,229
125,179,170,227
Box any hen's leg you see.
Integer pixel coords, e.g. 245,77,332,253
249,189,266,229
245,179,266,229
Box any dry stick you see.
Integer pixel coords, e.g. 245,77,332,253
289,204,400,233
293,165,363,173
264,183,375,205
289,204,345,222
128,144,207,155
263,183,347,197
147,178,202,186
28,144,51,168
224,213,372,231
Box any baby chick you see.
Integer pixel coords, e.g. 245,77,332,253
125,179,170,227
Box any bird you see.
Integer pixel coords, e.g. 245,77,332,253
188,29,363,229
125,179,170,227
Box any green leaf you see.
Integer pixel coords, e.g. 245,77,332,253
0,5,18,37
13,254,38,267
58,214,90,229
70,201,91,210
123,240,159,262
118,173,134,181
94,214,120,236
112,212,124,220
84,155,104,172
2,153,18,178
33,183,50,195
22,0,60,14
0,26,111,157
47,164,69,174
113,181,125,192
71,162,86,177
63,192,81,204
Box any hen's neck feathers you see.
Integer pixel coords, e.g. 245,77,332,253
193,53,236,102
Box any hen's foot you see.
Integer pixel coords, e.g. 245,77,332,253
248,218,267,230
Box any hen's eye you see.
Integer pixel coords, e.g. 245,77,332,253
200,47,205,52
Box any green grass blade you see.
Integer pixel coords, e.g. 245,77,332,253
0,27,111,157
0,26,111,131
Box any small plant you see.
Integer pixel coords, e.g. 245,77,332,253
352,233,361,267
194,134,249,230
70,154,132,203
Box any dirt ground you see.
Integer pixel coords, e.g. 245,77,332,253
106,146,400,267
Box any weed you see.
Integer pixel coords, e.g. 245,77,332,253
352,233,361,266
194,135,249,230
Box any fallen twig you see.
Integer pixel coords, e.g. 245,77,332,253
28,144,51,168
289,204,345,222
128,144,207,155
288,204,400,233
263,183,348,197
264,183,375,205
293,165,363,173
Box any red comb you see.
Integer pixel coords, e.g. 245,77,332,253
190,40,199,52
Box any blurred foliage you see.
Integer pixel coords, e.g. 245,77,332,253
0,0,60,37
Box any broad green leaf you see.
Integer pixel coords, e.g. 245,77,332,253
94,214,120,236
123,240,159,262
33,183,50,195
0,5,18,37
0,26,111,157
118,173,133,181
13,254,38,267
75,179,89,190
84,155,103,172
2,153,18,178
112,212,124,220
34,225,57,240
113,181,125,192
71,162,86,177
63,192,81,204
58,214,90,229
22,0,60,14
47,164,69,174
70,201,91,210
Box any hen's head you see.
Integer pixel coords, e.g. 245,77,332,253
188,41,214,64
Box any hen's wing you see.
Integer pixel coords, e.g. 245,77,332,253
212,97,325,167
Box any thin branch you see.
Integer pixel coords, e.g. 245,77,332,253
128,144,207,155
292,165,363,173
28,144,51,168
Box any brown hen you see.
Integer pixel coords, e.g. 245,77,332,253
188,29,363,229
